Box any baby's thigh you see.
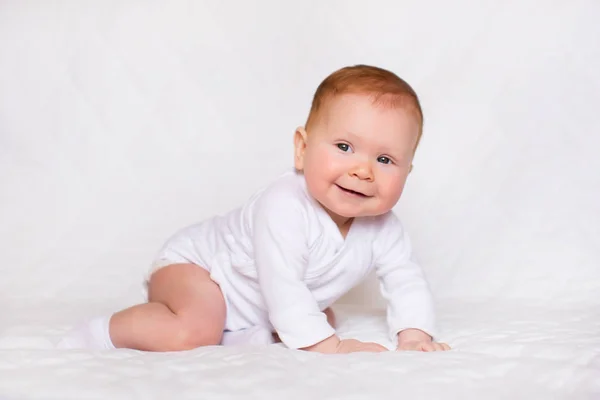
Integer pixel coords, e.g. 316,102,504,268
149,263,226,334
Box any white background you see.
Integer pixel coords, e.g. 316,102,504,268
1,0,599,316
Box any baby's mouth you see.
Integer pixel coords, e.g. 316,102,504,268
335,184,368,197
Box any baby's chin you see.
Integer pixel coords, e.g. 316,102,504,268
325,203,390,219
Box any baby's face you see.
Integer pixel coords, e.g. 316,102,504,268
296,93,419,225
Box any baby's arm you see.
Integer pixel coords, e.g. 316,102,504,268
252,190,386,354
374,213,450,352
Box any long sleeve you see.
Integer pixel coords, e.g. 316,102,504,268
251,189,335,349
373,213,437,341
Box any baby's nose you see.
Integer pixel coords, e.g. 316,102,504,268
349,161,374,181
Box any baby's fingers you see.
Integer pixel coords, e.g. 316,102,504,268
424,342,451,352
336,339,388,353
420,342,436,352
364,342,389,352
436,342,451,351
397,341,451,352
354,341,388,352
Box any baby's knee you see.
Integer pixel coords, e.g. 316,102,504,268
169,322,223,351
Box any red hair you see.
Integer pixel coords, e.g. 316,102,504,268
305,65,424,150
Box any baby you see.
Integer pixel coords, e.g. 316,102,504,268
59,65,450,354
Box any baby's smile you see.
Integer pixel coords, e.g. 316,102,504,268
334,184,371,198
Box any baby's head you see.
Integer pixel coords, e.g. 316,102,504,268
294,65,423,226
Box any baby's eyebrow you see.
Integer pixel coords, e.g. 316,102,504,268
343,130,410,157
343,131,362,141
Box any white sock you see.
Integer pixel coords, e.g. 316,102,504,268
56,315,115,350
221,326,275,347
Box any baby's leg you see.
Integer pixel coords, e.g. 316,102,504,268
109,263,226,351
324,307,336,328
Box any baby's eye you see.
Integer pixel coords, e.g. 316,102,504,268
377,156,392,164
336,143,351,152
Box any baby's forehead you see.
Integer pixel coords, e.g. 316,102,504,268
323,92,420,121
322,94,419,128
319,94,419,144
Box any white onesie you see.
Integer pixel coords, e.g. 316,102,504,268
149,169,437,349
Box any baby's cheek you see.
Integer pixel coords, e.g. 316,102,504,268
307,148,333,175
378,181,404,209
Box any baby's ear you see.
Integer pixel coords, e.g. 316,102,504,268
294,127,308,171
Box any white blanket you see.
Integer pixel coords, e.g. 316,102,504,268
0,303,598,399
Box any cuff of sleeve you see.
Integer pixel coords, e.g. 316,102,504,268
271,311,336,349
390,325,438,343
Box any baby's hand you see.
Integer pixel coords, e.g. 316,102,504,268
396,328,451,352
302,335,388,354
335,339,389,354
397,340,450,352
